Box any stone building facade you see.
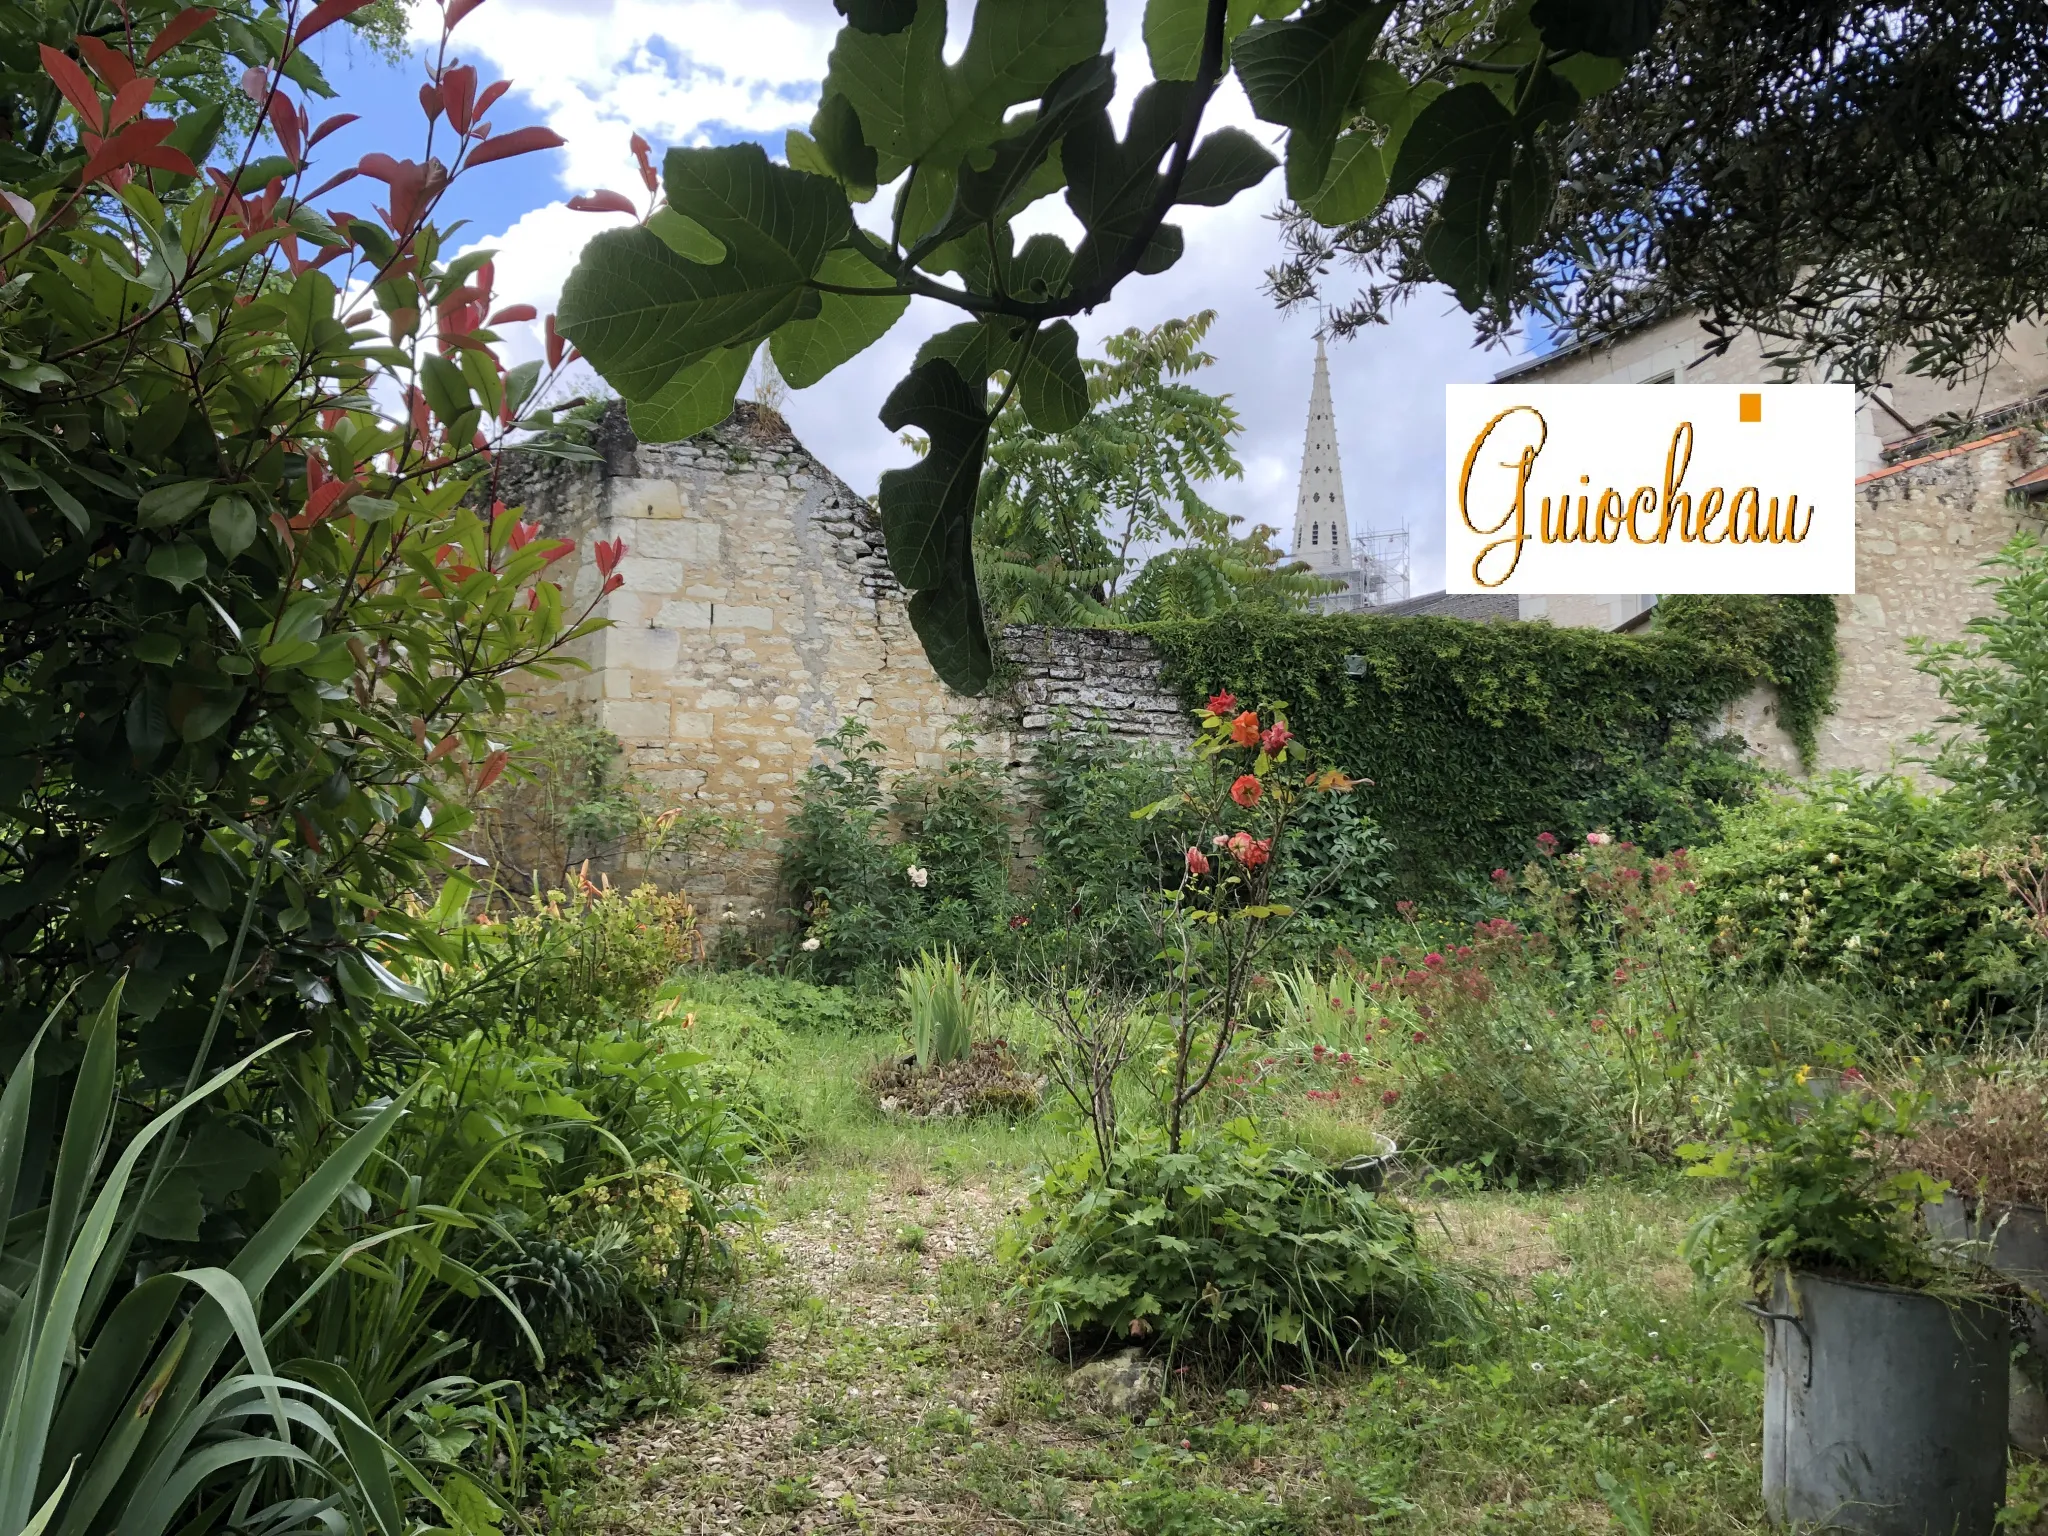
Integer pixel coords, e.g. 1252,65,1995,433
1501,312,2048,777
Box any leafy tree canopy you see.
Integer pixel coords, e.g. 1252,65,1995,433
555,0,1667,693
1268,0,2048,389
976,310,1256,624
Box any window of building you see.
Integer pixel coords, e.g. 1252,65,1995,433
1311,524,1319,544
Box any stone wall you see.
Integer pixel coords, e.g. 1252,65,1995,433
496,403,998,927
495,400,2037,931
1818,429,2041,774
495,409,1190,929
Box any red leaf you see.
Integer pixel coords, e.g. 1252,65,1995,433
630,131,656,192
290,477,355,529
305,166,358,199
488,303,536,323
130,141,197,175
566,189,635,214
443,0,488,29
295,812,322,851
75,35,137,89
0,189,34,228
440,64,477,134
426,733,461,764
240,65,269,103
294,0,379,45
544,313,563,369
78,118,189,187
418,83,442,122
475,749,510,793
308,111,358,147
464,125,564,168
475,79,510,120
145,7,218,65
39,45,104,132
107,75,156,129
266,92,302,160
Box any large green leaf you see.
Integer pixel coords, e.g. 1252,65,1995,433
1232,0,1396,200
914,318,1030,384
1063,79,1197,291
906,56,1115,263
770,248,909,390
1302,132,1387,223
806,92,878,195
1143,0,1293,81
1177,127,1278,205
556,144,849,402
1018,321,1088,433
876,359,993,693
1384,82,1513,199
626,343,754,442
825,0,1106,177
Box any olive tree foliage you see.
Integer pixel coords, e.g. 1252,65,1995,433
1270,0,2048,392
554,0,1662,693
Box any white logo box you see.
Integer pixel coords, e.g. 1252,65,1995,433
1444,383,1857,595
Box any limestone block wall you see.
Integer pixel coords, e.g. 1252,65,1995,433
1816,430,2040,775
496,403,1001,925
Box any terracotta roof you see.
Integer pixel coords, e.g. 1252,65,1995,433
2011,461,2048,496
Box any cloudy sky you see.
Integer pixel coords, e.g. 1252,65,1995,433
314,0,1529,592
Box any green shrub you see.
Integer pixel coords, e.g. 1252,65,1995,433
780,719,1014,980
1681,1057,1945,1289
659,970,900,1034
1381,936,1635,1185
713,1307,775,1367
1009,1122,1476,1370
1141,607,1806,891
1696,774,2033,1023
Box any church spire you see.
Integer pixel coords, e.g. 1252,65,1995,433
1290,335,1350,574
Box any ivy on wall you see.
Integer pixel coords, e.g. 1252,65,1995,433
1139,599,1838,889
1653,595,1840,768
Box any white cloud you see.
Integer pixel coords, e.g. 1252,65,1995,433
458,0,1506,593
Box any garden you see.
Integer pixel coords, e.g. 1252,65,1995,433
6,0,2048,1533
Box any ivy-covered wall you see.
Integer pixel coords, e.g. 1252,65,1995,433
1138,599,1837,889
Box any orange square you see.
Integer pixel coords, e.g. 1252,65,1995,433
1739,392,1762,422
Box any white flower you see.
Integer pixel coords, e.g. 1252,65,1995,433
907,866,929,888
800,936,821,951
1585,831,1613,846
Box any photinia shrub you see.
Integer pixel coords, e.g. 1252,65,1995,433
0,0,606,1080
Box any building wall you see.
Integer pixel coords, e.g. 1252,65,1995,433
1503,314,2048,471
499,397,2038,931
497,403,998,926
1819,430,2041,774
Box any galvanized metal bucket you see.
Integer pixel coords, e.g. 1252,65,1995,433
1758,1269,2006,1535
1926,1195,2048,1454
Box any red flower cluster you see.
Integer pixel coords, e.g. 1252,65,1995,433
1230,774,1262,808
1185,846,1211,877
1230,710,1261,748
1205,690,1238,716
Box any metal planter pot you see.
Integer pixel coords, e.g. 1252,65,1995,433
1926,1195,2048,1454
1758,1269,2007,1535
1331,1132,1400,1192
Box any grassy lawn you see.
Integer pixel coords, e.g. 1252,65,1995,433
566,1041,1772,1535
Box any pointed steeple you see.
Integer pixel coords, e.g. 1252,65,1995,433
1290,335,1351,574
